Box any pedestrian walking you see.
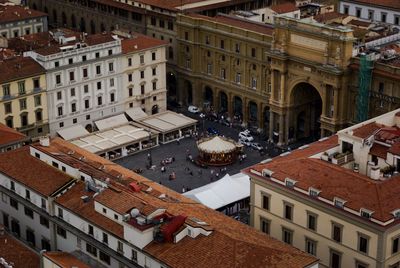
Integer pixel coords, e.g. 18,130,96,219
182,186,186,193
216,172,219,178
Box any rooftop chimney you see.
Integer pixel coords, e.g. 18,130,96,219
39,136,50,147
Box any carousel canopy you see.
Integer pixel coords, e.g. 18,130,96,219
197,136,236,153
183,173,250,210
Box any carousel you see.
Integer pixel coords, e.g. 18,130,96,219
197,136,241,166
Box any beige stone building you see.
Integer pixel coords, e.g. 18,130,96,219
244,108,400,268
176,13,274,130
176,14,355,144
0,55,49,137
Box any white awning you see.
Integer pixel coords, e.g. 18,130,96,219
183,173,250,210
57,125,89,140
125,107,147,121
94,114,129,131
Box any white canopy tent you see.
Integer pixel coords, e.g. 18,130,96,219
57,125,89,140
94,114,129,131
183,173,250,210
125,107,147,121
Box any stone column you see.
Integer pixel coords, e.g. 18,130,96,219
228,93,233,119
243,98,248,126
213,89,219,112
269,111,275,142
285,111,290,143
280,73,286,104
258,103,264,129
278,113,285,146
333,87,339,120
270,69,276,101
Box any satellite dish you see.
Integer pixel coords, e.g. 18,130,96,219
130,208,140,218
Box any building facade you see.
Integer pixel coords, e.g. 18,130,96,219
176,13,274,131
0,2,48,38
245,108,400,268
339,0,400,26
0,137,319,268
120,32,167,114
24,30,124,135
0,56,49,137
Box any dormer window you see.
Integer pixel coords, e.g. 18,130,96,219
334,197,345,208
262,169,273,178
392,209,400,219
285,178,296,188
360,209,373,219
309,188,320,197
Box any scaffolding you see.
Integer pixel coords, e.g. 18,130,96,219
356,54,374,123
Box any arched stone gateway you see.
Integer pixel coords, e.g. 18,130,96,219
166,72,177,100
80,17,86,32
248,101,258,126
219,91,228,113
184,80,193,105
204,86,213,107
233,96,243,117
152,105,159,115
85,124,93,133
289,82,322,141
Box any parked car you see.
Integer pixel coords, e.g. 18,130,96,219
239,132,254,142
250,142,263,151
207,127,219,135
188,105,200,113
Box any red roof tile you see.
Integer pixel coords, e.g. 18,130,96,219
55,182,124,238
121,35,167,54
352,122,383,139
0,56,45,84
0,231,39,268
0,147,75,197
35,138,318,268
351,0,400,9
370,143,388,159
0,123,28,146
188,13,274,36
270,2,299,14
0,5,46,24
314,12,347,23
245,135,400,223
43,252,90,268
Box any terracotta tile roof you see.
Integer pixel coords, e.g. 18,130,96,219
245,135,400,223
36,138,318,268
8,32,54,53
0,231,39,268
95,188,159,216
352,122,383,139
43,252,90,268
0,5,46,24
347,19,370,27
188,13,274,36
270,2,299,14
121,35,167,54
370,143,388,159
0,123,28,146
314,11,347,23
133,0,244,11
0,147,75,197
55,182,124,237
34,32,117,56
350,0,400,9
389,142,400,155
0,56,45,84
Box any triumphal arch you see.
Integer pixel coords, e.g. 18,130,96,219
267,17,355,145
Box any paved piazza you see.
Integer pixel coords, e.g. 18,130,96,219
115,112,288,193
